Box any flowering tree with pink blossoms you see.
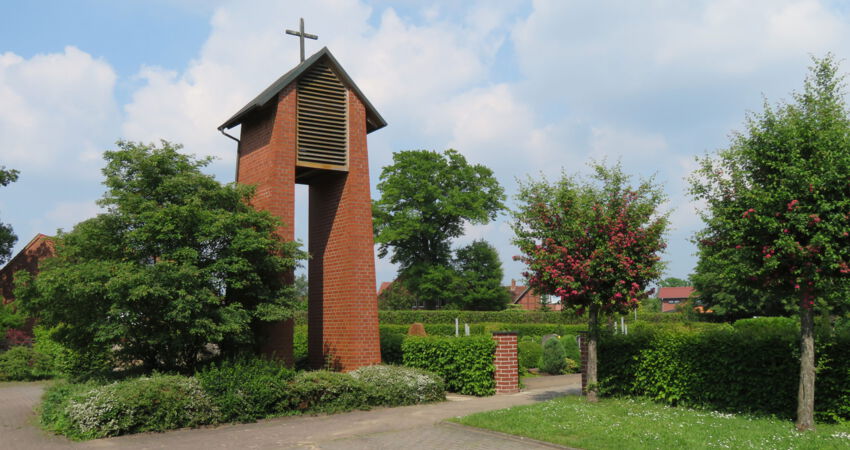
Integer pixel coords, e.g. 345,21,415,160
512,163,668,402
690,56,850,431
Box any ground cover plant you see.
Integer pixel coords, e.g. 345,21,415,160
454,396,850,450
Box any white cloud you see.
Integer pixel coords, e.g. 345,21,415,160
0,46,119,174
44,200,102,228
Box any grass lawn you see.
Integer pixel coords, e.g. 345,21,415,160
452,396,850,449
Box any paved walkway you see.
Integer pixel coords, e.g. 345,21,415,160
1,374,581,450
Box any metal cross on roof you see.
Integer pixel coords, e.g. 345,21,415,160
285,18,318,63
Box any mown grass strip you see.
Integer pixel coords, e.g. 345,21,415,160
452,396,850,449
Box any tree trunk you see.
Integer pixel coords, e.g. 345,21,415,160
796,301,816,431
587,304,599,403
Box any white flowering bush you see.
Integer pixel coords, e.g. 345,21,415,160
64,374,220,439
350,365,445,406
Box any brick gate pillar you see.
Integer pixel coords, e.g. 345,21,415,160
492,331,519,394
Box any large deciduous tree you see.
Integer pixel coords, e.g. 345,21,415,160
15,141,304,374
373,149,505,305
0,166,20,264
453,240,512,311
512,163,668,401
690,56,850,431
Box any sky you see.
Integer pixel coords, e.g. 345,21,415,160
3,0,850,288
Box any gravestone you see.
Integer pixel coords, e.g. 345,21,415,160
218,39,385,370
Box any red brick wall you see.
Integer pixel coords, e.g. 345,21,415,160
492,331,519,394
237,87,297,365
307,90,380,370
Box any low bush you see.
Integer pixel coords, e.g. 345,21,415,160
58,374,219,439
350,365,445,406
0,345,53,381
518,338,542,371
293,327,309,370
284,371,371,414
40,380,102,436
540,337,567,375
196,357,295,423
598,317,850,421
402,336,496,396
561,334,581,364
31,325,113,381
379,331,405,364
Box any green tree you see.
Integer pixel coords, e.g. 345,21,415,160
377,280,417,310
373,150,505,305
452,240,511,310
658,276,689,287
689,56,850,430
0,166,20,264
513,163,668,401
15,141,304,374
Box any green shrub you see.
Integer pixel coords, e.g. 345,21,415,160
40,380,102,437
0,345,52,381
293,326,309,370
517,338,542,371
402,336,496,396
196,357,295,423
31,325,113,381
285,371,371,414
379,332,405,364
540,337,567,375
598,318,850,421
561,334,581,364
62,374,219,439
349,365,445,406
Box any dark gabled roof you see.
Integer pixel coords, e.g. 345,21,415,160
218,47,387,134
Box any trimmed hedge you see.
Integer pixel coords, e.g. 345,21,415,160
402,336,496,396
598,317,850,422
289,308,700,326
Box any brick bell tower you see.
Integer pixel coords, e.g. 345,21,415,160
218,45,385,370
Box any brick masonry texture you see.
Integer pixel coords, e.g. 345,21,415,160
492,332,519,394
237,80,380,371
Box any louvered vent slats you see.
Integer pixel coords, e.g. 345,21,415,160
297,63,348,169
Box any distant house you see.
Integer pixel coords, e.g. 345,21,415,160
507,279,562,311
0,234,55,305
377,281,393,297
657,286,696,313
0,234,55,335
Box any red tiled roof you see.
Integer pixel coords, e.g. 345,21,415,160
658,286,696,299
377,281,393,296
